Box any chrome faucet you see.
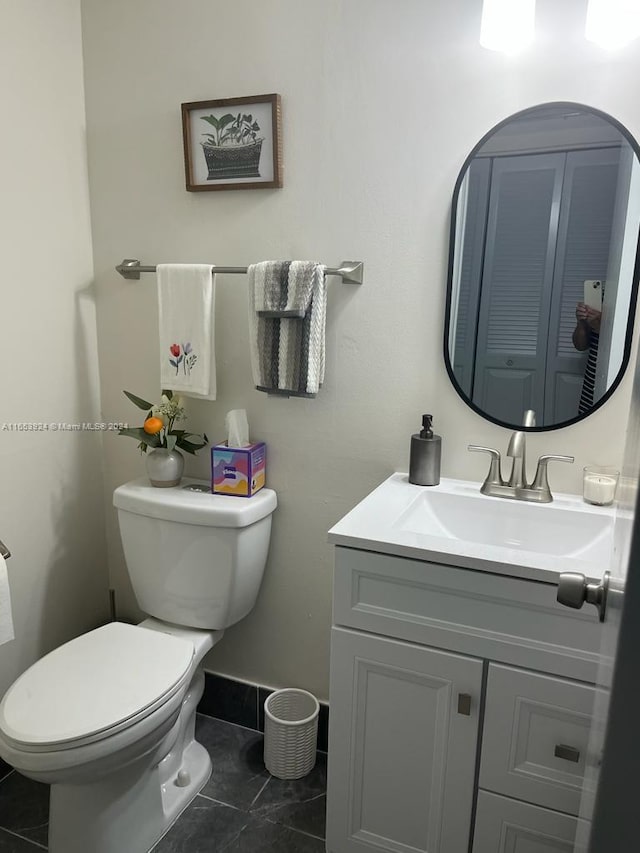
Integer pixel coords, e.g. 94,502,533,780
505,409,536,489
468,410,574,503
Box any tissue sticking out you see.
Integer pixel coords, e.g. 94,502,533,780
212,409,266,497
225,409,250,448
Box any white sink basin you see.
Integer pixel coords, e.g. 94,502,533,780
328,474,616,582
396,486,612,561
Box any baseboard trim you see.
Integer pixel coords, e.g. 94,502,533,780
198,671,329,752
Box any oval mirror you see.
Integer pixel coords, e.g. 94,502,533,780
444,102,640,430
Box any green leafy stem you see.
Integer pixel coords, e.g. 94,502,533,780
118,390,208,455
200,112,261,147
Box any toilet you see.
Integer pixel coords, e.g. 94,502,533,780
0,477,277,853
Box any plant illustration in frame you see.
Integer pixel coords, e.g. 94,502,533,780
200,111,263,181
182,94,282,192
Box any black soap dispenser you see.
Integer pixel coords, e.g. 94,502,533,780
409,414,441,486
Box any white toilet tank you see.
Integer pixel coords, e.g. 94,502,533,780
113,479,277,630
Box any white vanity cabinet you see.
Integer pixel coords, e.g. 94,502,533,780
326,545,602,853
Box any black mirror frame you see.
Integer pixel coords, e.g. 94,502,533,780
443,101,640,432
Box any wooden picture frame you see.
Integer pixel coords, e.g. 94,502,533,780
181,93,282,192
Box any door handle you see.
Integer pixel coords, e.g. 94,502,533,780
557,571,609,622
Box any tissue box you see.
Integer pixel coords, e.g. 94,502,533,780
212,442,266,497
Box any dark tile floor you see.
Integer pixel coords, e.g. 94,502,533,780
0,716,326,852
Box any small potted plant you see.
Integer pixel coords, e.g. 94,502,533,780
200,112,264,181
118,390,208,487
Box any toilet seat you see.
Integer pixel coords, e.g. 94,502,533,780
0,622,194,752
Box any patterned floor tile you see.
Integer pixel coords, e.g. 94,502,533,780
0,773,49,847
250,753,327,839
0,828,45,852
152,796,249,853
0,716,327,852
220,816,325,852
195,716,270,810
154,800,325,853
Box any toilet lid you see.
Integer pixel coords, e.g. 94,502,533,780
0,623,194,748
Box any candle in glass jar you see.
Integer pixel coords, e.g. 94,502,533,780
583,472,617,505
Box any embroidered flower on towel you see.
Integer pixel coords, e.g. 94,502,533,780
169,343,183,375
169,342,198,376
183,342,198,376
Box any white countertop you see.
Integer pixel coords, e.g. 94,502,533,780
328,473,618,584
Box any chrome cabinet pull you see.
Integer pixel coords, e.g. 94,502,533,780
457,693,472,716
555,744,580,763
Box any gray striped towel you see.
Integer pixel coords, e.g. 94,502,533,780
248,261,327,397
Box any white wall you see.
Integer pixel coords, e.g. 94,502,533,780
0,0,109,696
81,0,640,701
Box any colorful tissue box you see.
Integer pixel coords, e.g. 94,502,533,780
211,442,266,497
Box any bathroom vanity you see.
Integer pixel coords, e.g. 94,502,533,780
326,474,615,853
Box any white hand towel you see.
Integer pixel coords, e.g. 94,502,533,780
158,264,216,399
0,555,14,646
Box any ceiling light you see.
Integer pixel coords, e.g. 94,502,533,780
585,0,640,49
480,0,536,54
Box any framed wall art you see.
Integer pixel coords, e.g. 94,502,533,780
181,93,282,192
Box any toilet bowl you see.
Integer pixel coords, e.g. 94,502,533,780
0,478,277,853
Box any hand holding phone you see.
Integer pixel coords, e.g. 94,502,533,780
584,280,603,312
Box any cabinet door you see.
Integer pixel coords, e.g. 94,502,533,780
473,791,578,853
326,627,483,853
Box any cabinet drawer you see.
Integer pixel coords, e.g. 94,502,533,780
480,664,595,815
473,791,578,853
333,547,602,682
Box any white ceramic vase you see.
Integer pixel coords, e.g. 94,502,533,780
145,448,184,488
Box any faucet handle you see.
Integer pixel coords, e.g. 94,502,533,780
468,446,503,487
531,454,574,501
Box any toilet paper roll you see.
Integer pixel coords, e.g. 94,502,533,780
0,555,14,646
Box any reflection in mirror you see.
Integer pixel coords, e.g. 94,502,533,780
445,103,640,430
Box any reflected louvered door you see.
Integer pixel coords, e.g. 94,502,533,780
472,154,565,425
453,158,491,397
544,147,621,424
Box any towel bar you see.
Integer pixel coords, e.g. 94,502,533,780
115,258,363,285
0,539,10,560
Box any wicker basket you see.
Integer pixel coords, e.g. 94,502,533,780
263,689,319,780
202,139,264,180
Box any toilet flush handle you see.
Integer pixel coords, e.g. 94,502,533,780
0,539,10,560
